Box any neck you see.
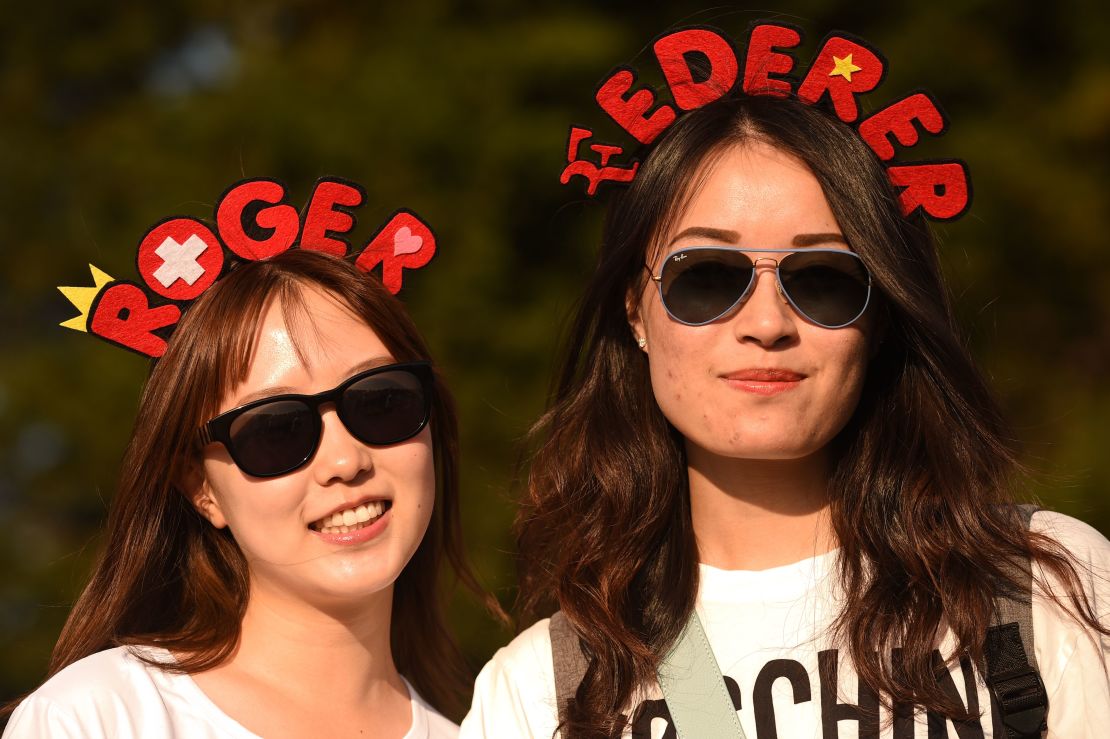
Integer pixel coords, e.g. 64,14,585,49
228,581,405,706
687,444,836,570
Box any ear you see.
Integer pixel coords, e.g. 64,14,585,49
626,287,648,354
181,463,228,529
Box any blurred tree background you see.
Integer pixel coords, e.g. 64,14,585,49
2,0,1108,718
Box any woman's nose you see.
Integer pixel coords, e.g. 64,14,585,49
730,262,798,348
312,406,374,485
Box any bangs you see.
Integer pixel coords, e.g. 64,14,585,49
200,279,368,420
173,267,342,427
635,113,765,277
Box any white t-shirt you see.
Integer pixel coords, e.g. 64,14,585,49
4,646,458,738
461,510,1110,738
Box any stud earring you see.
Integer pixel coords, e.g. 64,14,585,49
637,336,647,348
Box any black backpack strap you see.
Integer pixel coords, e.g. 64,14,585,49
550,610,589,729
985,504,1048,739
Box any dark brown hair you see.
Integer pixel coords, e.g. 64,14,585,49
517,94,1107,735
34,249,483,717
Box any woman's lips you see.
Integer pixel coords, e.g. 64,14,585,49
311,507,392,545
722,368,806,396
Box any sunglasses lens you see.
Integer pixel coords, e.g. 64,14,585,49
780,251,870,327
660,250,754,324
340,369,430,445
228,401,318,477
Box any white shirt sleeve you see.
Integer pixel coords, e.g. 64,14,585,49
1031,510,1110,737
4,695,90,739
459,618,561,739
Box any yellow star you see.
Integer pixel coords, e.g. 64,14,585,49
829,54,863,82
58,264,114,332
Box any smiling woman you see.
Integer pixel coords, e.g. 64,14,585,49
4,248,483,738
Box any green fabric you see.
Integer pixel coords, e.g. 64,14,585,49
657,610,747,738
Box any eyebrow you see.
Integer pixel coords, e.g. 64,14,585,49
232,354,397,407
792,232,848,247
668,226,740,246
667,227,848,248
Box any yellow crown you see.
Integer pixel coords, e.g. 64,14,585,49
58,265,114,332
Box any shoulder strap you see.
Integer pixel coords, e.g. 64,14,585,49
549,610,589,729
549,609,748,738
984,504,1048,739
657,610,747,738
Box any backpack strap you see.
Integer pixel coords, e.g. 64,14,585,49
984,504,1048,739
656,609,748,738
549,609,747,738
549,610,589,729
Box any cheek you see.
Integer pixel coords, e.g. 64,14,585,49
203,458,305,536
390,437,436,533
810,331,871,422
644,307,715,426
828,330,870,383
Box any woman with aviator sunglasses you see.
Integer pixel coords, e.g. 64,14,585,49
463,94,1110,736
5,249,485,737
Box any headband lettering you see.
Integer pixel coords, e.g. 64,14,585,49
60,177,437,358
562,22,971,222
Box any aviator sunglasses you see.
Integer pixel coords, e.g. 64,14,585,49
647,247,872,328
198,361,433,478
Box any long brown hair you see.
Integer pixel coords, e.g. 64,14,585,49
36,249,483,717
517,94,1107,735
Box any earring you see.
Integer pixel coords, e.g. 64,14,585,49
637,336,647,348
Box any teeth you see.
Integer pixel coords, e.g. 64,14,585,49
314,501,389,533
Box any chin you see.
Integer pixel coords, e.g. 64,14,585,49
306,573,398,605
727,446,820,462
696,431,827,462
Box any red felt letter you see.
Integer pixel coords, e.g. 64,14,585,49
300,178,366,256
560,126,640,196
595,69,677,145
135,218,224,300
355,210,436,294
90,282,181,358
743,23,801,97
797,36,884,123
859,93,946,161
216,179,300,260
887,162,970,220
653,28,738,111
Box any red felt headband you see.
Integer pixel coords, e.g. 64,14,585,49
560,22,971,222
59,177,438,358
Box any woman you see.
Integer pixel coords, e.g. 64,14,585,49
5,248,480,737
462,93,1110,737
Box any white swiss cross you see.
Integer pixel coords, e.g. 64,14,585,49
153,234,209,288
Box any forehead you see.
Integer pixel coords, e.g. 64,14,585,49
664,141,839,247
237,287,388,395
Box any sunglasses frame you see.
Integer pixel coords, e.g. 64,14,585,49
198,360,434,478
646,246,873,328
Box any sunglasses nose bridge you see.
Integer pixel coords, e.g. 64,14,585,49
748,256,787,302
309,383,351,424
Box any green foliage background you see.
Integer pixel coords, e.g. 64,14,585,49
2,0,1108,714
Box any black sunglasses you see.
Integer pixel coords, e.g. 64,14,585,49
647,247,872,328
199,361,434,478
